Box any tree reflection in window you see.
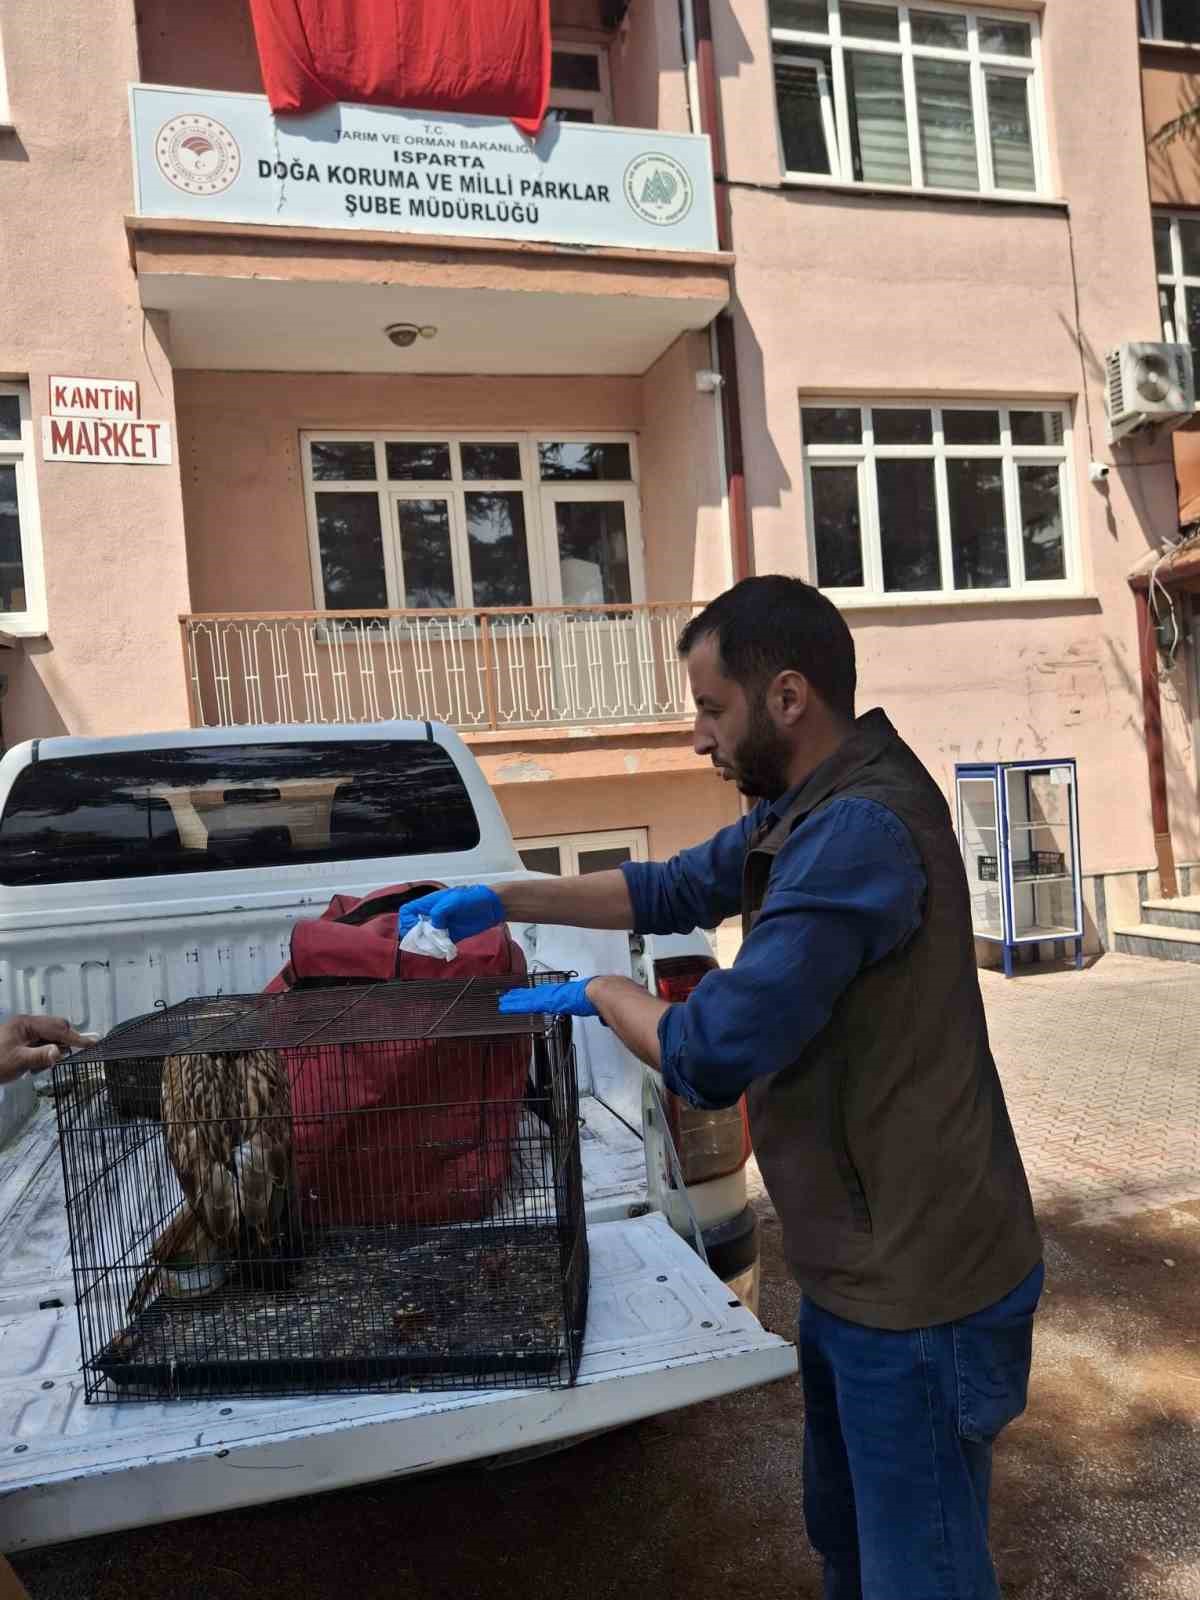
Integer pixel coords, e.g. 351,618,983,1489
538,442,633,482
465,493,533,607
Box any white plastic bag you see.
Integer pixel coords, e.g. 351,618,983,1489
398,915,458,962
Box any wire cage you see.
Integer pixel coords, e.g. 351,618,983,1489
55,974,588,1403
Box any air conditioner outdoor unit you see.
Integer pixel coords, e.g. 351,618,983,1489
1105,341,1195,443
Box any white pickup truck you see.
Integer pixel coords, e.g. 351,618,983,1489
0,720,795,1555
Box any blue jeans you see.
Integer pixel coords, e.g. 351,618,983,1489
800,1262,1043,1600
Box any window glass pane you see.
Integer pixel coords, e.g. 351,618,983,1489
1011,410,1065,446
947,459,1010,589
1154,217,1174,276
538,442,633,481
385,442,451,481
315,492,388,609
1018,464,1066,581
916,58,979,191
841,3,899,41
310,440,376,481
1180,218,1200,276
461,442,522,480
0,396,20,441
1161,0,1200,41
577,845,634,874
847,50,912,185
910,9,967,48
769,0,829,30
395,499,456,608
872,407,933,444
0,741,481,886
551,50,601,91
979,19,1032,56
553,500,632,605
774,51,835,174
802,406,863,443
943,409,1001,444
810,466,864,587
465,491,533,606
986,74,1036,191
0,464,26,613
1184,286,1200,376
877,459,941,591
554,107,595,123
519,846,563,875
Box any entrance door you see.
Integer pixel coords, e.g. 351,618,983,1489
540,484,646,722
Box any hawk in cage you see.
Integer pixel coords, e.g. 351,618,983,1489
128,1049,295,1316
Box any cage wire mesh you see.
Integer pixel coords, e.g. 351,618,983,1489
55,974,588,1402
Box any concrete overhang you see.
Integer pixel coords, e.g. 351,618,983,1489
127,218,733,376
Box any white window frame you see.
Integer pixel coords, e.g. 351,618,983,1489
770,1,1047,199
0,383,47,633
301,429,643,614
1141,0,1200,44
1154,211,1200,404
549,43,613,125
517,828,648,876
800,398,1079,607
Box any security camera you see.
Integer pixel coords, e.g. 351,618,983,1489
695,369,725,394
1088,461,1110,483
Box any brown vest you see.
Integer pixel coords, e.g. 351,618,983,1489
743,709,1041,1330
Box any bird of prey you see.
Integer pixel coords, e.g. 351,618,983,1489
127,1048,293,1316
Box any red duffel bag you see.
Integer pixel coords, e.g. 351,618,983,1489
265,883,528,1228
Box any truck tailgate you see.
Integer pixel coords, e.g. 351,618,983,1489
0,1210,794,1552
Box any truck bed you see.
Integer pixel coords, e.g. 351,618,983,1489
0,1096,793,1552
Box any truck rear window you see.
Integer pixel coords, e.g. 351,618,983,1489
0,739,481,886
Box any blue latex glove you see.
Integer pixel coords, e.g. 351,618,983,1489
498,979,598,1019
397,885,505,942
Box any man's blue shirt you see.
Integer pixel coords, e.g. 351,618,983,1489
620,793,927,1109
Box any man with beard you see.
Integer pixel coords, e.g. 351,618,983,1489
400,575,1043,1600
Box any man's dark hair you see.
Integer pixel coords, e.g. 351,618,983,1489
677,575,857,721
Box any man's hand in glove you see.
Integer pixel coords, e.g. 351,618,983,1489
397,885,505,943
498,979,599,1019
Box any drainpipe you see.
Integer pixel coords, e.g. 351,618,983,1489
684,0,752,583
1134,584,1179,897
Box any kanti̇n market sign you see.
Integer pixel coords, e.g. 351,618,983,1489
129,85,719,255
42,377,173,466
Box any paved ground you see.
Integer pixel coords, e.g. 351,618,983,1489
13,952,1200,1600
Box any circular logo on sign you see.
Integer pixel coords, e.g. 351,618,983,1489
155,114,242,195
623,153,694,228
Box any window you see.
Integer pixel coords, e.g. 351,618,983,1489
801,401,1075,602
0,739,480,886
517,828,648,877
770,1,1045,196
302,432,643,613
0,384,44,630
549,45,612,124
1154,213,1200,385
1141,0,1200,43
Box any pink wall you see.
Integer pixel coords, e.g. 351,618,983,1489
713,0,1192,875
497,768,738,865
176,362,726,614
0,2,192,742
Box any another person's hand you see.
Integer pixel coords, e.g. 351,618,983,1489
398,886,505,943
498,979,599,1019
0,1015,88,1086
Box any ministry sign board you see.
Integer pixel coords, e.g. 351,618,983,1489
129,85,719,256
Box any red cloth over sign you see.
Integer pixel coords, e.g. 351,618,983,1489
248,0,551,135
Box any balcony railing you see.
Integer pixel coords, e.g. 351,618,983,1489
180,604,703,733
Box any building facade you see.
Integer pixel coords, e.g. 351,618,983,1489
0,0,1196,956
